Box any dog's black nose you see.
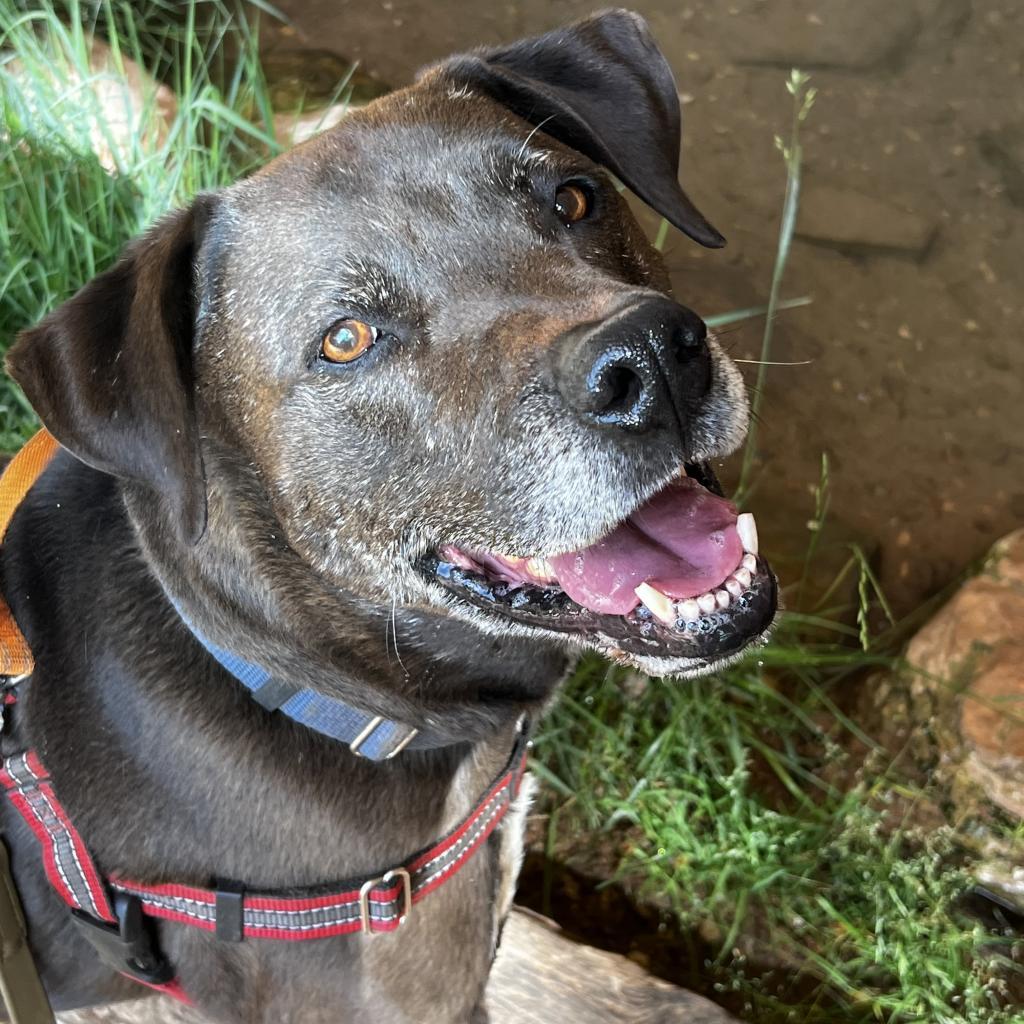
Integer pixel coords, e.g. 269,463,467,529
553,297,711,435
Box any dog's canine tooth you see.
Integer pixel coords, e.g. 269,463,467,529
741,552,758,573
734,568,752,588
736,513,758,556
715,589,730,609
697,592,717,614
634,582,676,625
678,598,701,622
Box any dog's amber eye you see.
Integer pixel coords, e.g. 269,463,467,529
321,319,378,363
554,184,590,225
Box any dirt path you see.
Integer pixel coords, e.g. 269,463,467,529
266,0,1023,613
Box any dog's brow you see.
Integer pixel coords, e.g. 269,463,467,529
335,258,406,309
519,148,554,168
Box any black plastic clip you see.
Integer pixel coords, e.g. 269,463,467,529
215,881,245,943
70,893,173,985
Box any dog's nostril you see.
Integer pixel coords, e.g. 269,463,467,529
595,363,644,416
673,316,707,352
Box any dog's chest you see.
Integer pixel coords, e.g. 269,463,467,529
160,773,533,1024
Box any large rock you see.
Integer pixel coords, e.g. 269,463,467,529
907,529,1024,820
724,0,921,71
796,184,937,258
6,36,175,173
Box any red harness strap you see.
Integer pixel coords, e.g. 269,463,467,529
1,729,529,996
0,749,193,1004
110,742,528,940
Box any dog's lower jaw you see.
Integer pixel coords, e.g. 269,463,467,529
602,622,776,679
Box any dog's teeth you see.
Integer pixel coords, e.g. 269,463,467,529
526,557,556,580
678,599,701,622
715,589,730,609
741,552,758,573
734,568,752,588
736,513,758,556
725,578,744,598
635,583,676,625
697,592,717,614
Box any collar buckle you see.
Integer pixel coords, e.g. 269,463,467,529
358,867,412,935
349,716,420,760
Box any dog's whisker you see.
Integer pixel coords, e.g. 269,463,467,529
388,596,407,675
733,358,812,366
517,115,557,160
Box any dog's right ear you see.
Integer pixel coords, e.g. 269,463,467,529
6,195,217,544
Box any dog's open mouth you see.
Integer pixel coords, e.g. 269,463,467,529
420,464,777,668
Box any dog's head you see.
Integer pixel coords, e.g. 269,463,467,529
8,10,776,680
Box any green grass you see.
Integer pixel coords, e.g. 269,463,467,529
1,5,1021,1022
535,643,1021,1022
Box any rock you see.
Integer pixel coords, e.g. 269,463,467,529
58,908,737,1023
796,184,937,258
975,853,1024,914
60,1000,200,1023
907,529,1024,820
273,102,351,147
6,36,175,173
266,50,390,146
961,647,1024,820
488,908,739,1022
725,0,921,71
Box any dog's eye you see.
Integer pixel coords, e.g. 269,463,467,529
321,319,378,363
554,184,590,225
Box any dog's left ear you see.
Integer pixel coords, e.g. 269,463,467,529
6,195,217,544
435,8,725,248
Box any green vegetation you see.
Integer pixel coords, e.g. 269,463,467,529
0,0,287,448
1,3,1019,1021
537,644,1021,1022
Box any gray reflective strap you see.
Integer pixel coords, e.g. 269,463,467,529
0,838,55,1024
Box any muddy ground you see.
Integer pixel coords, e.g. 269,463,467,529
265,0,1023,615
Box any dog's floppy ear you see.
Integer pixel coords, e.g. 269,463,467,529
436,8,725,248
6,195,217,544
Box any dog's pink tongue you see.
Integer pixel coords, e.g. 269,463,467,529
548,478,741,615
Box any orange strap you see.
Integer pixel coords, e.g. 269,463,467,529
0,430,60,676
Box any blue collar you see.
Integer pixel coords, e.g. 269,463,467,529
178,615,422,761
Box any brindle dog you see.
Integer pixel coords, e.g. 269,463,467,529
0,10,776,1023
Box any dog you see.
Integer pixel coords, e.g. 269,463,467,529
0,10,776,1023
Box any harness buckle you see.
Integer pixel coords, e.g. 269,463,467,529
70,893,173,985
358,867,412,935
